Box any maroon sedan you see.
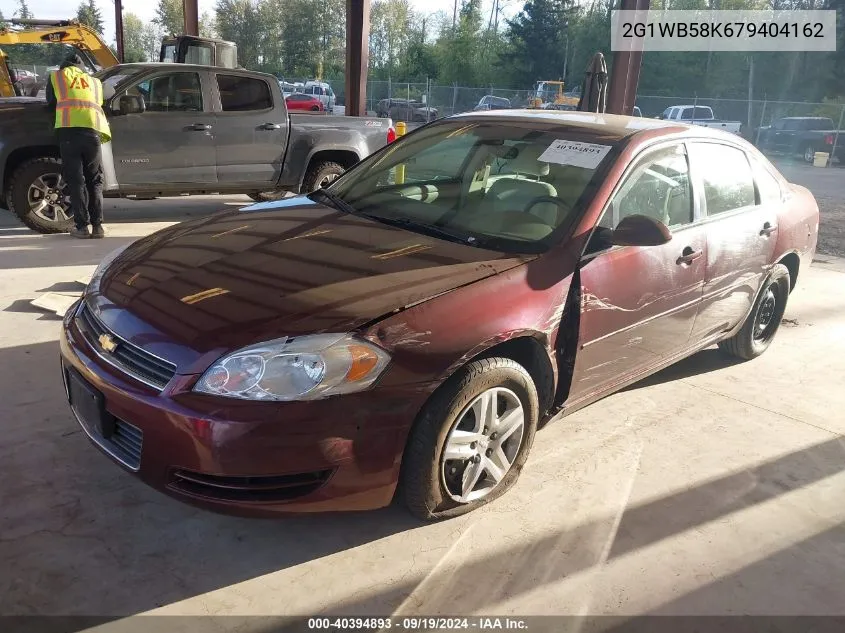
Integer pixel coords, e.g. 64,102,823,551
60,112,819,520
285,93,324,111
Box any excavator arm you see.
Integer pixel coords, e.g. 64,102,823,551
0,19,120,70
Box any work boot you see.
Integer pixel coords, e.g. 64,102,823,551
69,226,91,239
91,225,105,239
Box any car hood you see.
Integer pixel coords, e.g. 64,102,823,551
92,197,532,371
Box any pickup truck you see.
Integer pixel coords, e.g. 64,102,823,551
0,63,395,234
754,116,844,164
658,105,742,134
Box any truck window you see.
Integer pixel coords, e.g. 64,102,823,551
680,106,713,120
128,72,203,112
217,75,272,111
690,143,756,216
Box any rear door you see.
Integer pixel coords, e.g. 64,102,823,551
687,141,779,341
568,142,707,401
212,73,288,187
108,69,217,186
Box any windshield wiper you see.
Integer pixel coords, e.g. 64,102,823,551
309,188,358,215
365,215,480,246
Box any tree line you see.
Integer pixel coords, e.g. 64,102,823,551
2,0,844,104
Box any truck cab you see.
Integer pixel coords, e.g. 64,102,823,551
159,36,238,69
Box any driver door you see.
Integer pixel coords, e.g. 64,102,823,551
567,142,707,402
107,70,217,187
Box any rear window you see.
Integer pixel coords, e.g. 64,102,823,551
680,106,713,120
217,75,273,111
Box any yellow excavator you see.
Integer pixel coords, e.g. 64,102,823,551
528,80,580,109
1,19,237,98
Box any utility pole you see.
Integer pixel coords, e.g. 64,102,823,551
114,0,125,62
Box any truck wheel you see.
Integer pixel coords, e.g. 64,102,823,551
248,191,288,202
302,161,345,192
803,144,817,164
8,157,74,234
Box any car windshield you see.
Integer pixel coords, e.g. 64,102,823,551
326,120,617,254
96,66,145,91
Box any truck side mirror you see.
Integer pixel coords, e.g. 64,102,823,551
116,94,145,116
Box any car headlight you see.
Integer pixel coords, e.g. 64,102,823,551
88,244,129,292
194,333,391,401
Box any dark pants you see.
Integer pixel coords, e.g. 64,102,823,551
58,128,104,229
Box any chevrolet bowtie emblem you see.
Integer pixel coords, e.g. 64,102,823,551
98,333,118,353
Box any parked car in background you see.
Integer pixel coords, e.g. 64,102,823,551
279,80,300,98
304,81,336,110
376,97,437,122
285,93,324,111
11,68,40,96
754,116,844,164
60,110,818,521
474,95,511,111
659,105,742,134
0,63,394,231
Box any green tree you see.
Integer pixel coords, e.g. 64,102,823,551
75,0,105,35
215,0,262,70
142,22,163,61
436,0,485,86
122,13,148,62
15,0,34,19
155,0,183,35
501,0,573,88
200,11,217,38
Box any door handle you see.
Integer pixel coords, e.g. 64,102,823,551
191,123,212,131
260,122,282,130
760,222,777,237
677,246,703,265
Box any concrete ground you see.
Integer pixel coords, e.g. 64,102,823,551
1,195,845,630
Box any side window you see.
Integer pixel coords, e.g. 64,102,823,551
605,144,693,230
690,143,756,216
127,72,203,112
217,75,272,111
750,157,782,205
784,119,800,131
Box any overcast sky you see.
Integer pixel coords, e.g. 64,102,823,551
0,0,517,47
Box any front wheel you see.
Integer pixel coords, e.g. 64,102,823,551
718,263,791,361
8,157,74,234
399,357,539,521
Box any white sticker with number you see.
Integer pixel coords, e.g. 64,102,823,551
537,140,612,169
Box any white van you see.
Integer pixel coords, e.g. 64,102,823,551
304,81,336,111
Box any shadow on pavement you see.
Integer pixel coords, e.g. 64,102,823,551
622,348,745,392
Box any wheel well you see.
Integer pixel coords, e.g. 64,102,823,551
307,150,360,173
473,336,556,418
3,146,60,194
778,252,800,293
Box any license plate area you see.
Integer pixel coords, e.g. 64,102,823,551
65,366,115,439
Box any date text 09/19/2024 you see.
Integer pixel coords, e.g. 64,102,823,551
307,617,529,630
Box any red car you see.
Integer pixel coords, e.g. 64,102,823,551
60,112,819,520
285,93,324,111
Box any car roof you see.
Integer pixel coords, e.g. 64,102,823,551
453,110,684,140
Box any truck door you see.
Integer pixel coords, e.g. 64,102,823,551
107,69,217,187
212,73,288,187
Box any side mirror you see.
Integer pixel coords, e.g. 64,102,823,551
115,94,145,116
612,214,672,247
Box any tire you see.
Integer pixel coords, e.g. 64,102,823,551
302,160,345,192
802,143,816,164
311,105,320,111
399,357,539,521
718,263,791,361
247,191,288,203
8,157,74,234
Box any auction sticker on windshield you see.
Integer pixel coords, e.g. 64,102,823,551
538,140,612,169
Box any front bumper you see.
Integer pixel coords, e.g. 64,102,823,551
59,301,424,517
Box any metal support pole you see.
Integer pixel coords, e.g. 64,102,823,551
344,0,370,116
183,0,199,36
829,104,844,168
755,99,767,147
114,0,125,62
607,0,649,115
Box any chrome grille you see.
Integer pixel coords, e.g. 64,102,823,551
76,303,177,390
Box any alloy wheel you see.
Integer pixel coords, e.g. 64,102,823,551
28,173,71,225
441,387,526,504
318,173,340,189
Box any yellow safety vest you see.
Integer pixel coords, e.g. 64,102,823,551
50,66,111,143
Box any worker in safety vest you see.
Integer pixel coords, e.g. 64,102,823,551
46,53,111,239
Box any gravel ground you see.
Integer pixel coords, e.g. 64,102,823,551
772,158,845,258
